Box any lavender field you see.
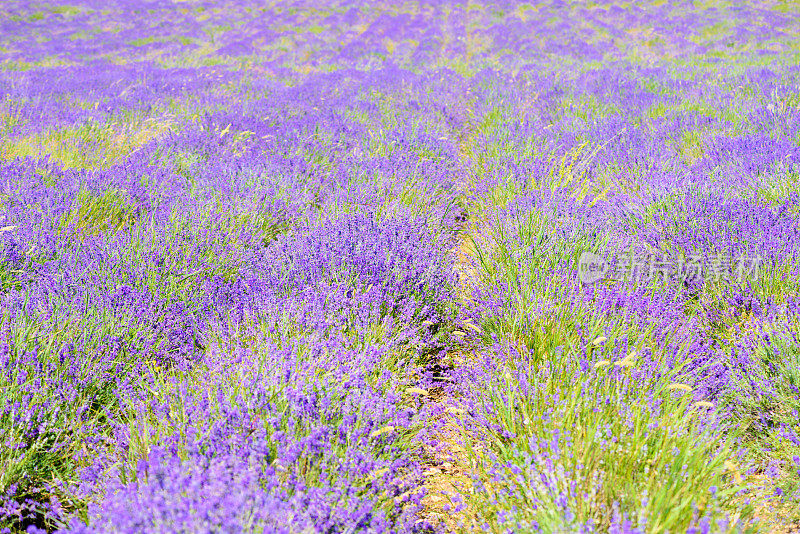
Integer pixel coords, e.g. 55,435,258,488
2,1,800,532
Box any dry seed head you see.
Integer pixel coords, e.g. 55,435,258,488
724,460,743,483
370,426,395,438
667,383,693,392
614,354,636,367
462,320,482,334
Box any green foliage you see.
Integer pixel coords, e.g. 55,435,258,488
57,187,139,240
460,347,753,532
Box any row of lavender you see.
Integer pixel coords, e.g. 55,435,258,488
1,0,797,140
1,61,471,531
2,1,800,532
1,0,792,65
431,9,800,534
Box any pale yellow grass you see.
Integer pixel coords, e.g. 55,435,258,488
0,114,176,168
419,121,486,532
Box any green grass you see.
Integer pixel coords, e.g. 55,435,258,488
57,187,140,240
0,115,175,169
444,208,767,530
456,346,753,532
0,316,127,530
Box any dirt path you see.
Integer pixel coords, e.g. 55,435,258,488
417,237,481,533
416,116,484,532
